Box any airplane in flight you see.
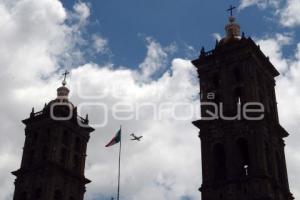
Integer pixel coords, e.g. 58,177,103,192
130,133,143,141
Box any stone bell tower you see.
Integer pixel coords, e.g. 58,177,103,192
12,72,94,200
192,10,294,200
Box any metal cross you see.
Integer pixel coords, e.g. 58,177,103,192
227,5,236,17
62,70,69,82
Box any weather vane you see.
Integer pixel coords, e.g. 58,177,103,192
227,5,236,17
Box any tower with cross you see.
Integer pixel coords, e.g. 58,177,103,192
12,71,94,200
192,6,294,200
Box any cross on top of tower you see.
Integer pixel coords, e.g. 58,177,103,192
227,5,236,17
62,70,69,86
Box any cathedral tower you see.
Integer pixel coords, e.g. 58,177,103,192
192,13,294,200
12,73,94,200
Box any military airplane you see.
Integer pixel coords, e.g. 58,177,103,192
130,133,143,141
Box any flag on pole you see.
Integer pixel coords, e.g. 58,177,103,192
105,128,121,147
105,127,122,200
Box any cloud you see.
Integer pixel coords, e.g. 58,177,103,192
138,37,177,81
0,0,106,199
73,1,90,25
256,33,292,73
239,0,300,27
68,55,200,200
239,0,281,9
1,1,299,200
256,34,300,197
212,33,222,41
0,1,201,200
92,34,109,53
280,0,300,27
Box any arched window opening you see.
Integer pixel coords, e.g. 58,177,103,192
213,143,227,180
244,165,249,176
75,137,81,153
235,87,242,104
62,130,69,145
54,190,63,200
236,138,250,176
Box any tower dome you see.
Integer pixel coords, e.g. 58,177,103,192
57,71,70,100
218,5,242,45
43,70,74,116
225,16,241,39
57,81,70,100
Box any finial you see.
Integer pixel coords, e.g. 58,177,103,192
30,107,35,118
227,5,236,17
201,47,205,55
57,70,70,100
242,32,245,38
62,70,69,86
85,114,89,123
224,5,241,39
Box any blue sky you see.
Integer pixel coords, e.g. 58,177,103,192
61,0,300,68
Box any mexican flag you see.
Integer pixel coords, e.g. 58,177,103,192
105,128,121,147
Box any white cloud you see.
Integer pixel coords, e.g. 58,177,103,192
138,37,177,81
0,1,200,200
73,1,90,25
257,34,300,197
92,34,109,53
239,0,300,27
212,33,222,41
239,0,281,9
256,33,292,73
0,0,103,199
1,1,300,200
280,0,300,27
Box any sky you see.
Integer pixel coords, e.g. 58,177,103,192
0,0,300,200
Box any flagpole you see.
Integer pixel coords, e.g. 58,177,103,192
117,126,122,200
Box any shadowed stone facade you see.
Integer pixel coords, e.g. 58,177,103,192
12,79,94,200
192,16,294,200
